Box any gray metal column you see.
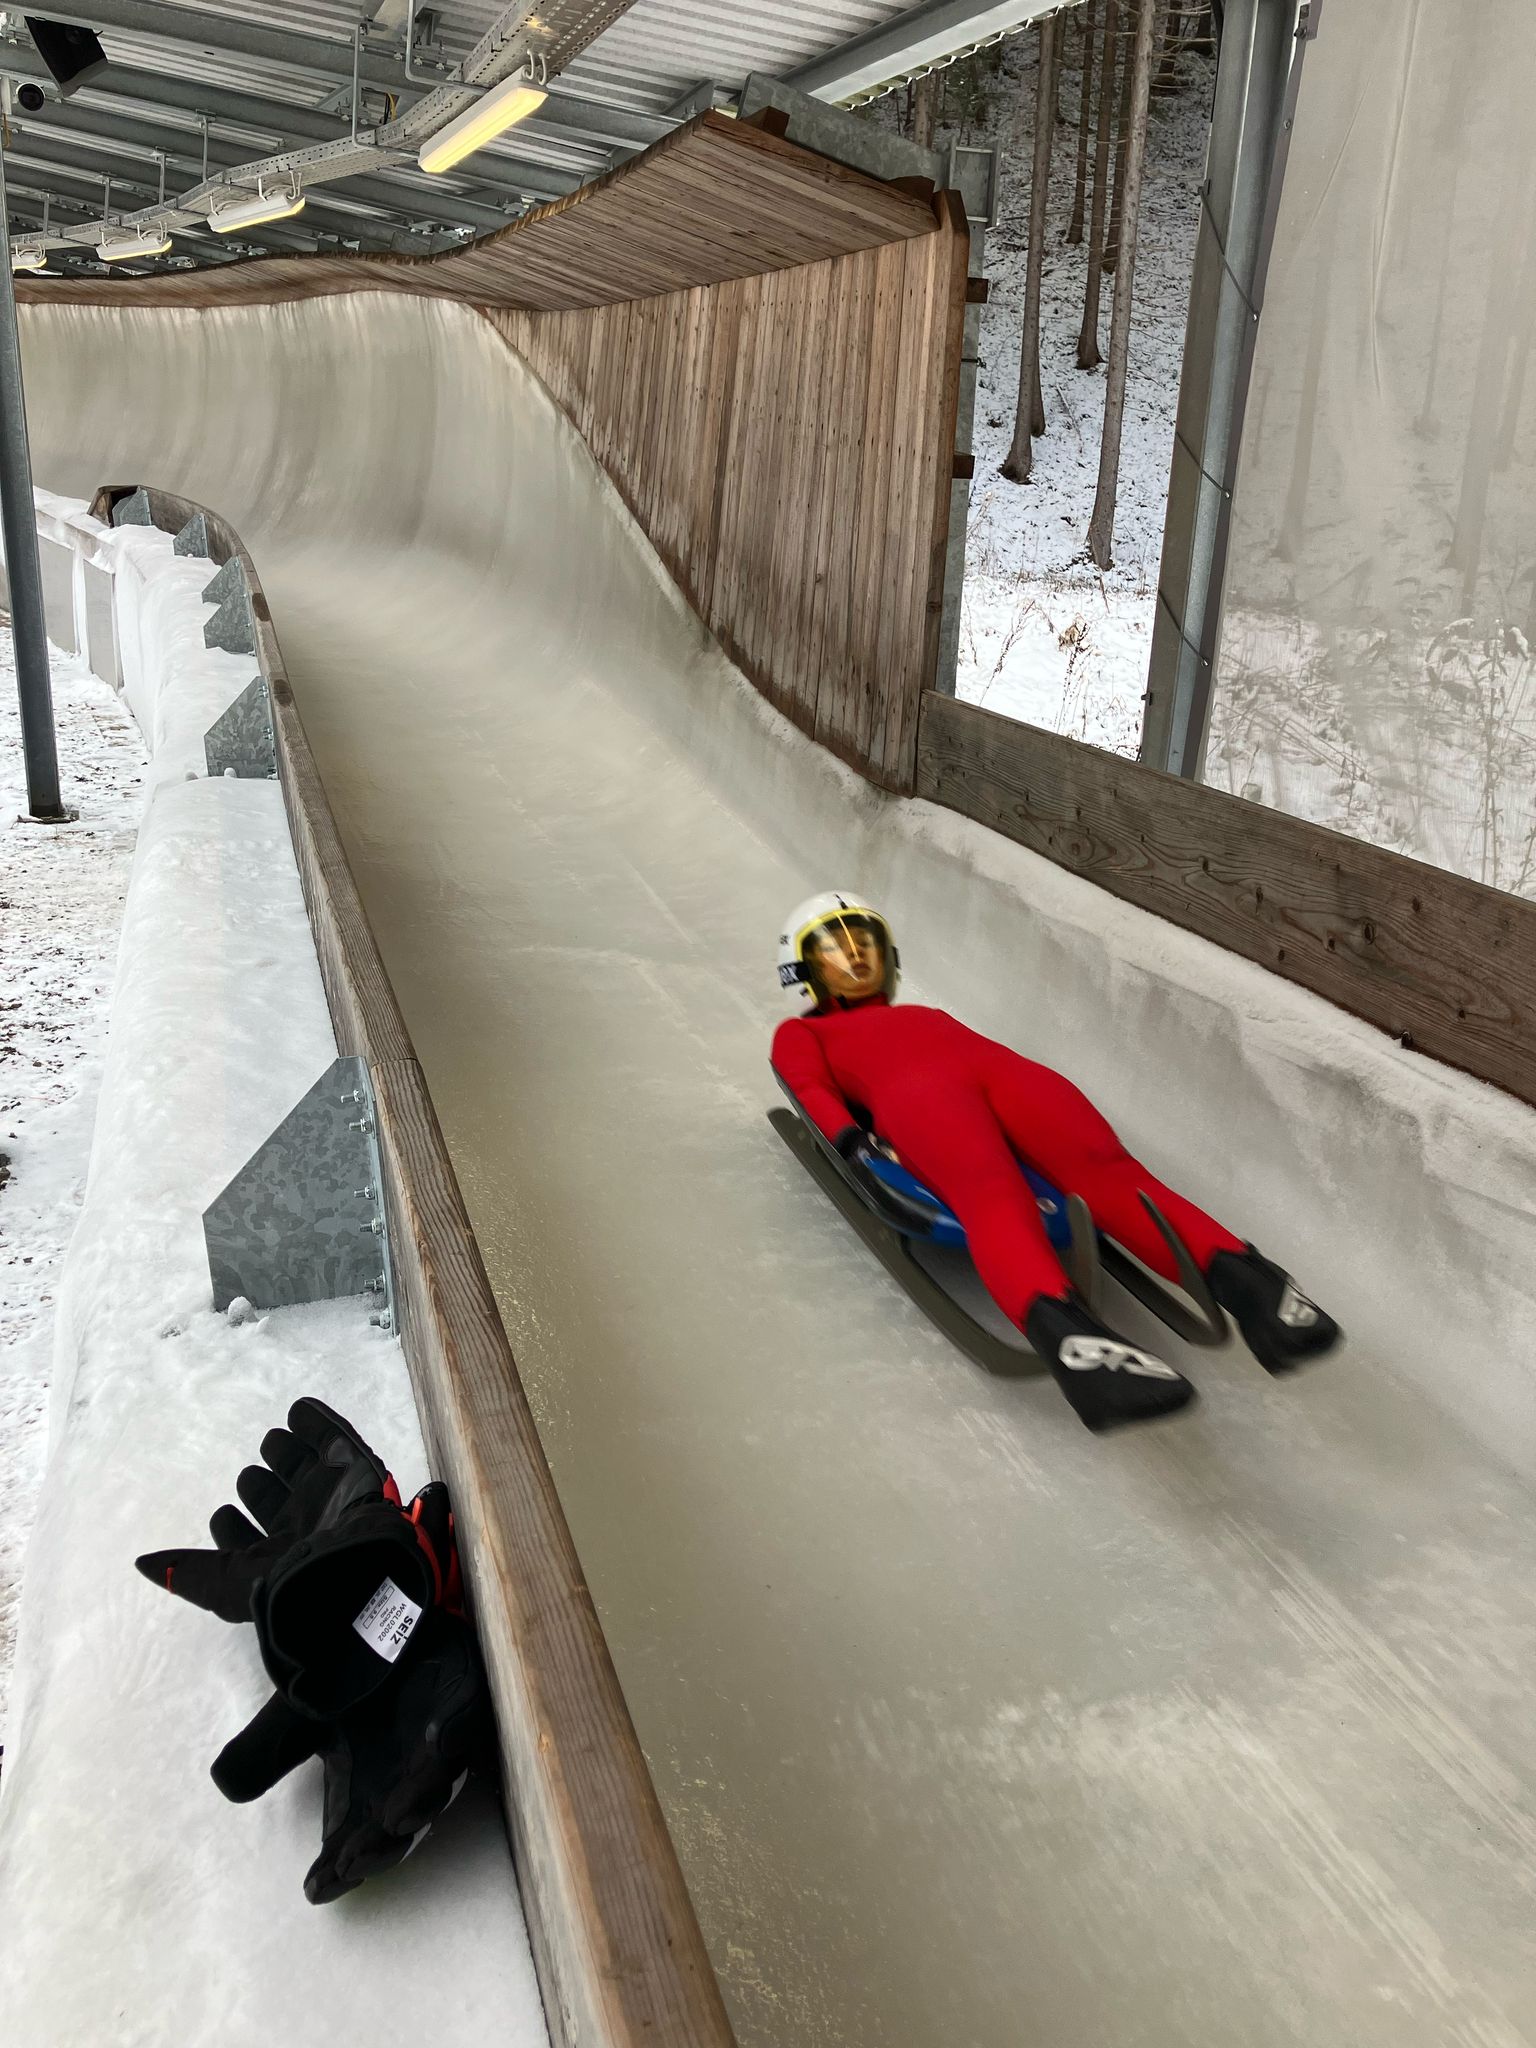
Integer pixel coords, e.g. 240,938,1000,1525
0,141,65,819
1139,0,1316,777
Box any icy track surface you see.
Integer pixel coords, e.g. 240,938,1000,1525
20,293,1536,2048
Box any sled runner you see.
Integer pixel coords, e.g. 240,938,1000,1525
769,1079,1228,1378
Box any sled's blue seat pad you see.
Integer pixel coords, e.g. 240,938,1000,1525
863,1153,1073,1252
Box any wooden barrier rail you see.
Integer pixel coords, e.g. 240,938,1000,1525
916,691,1536,1111
84,484,737,2048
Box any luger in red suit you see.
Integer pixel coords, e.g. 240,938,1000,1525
772,893,1340,1433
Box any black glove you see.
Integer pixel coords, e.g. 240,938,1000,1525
833,1124,947,1235
251,1480,458,1719
833,1123,880,1169
304,1605,491,1905
212,1577,491,1902
135,1399,394,1624
212,1482,460,1790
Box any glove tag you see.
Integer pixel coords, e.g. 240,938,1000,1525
352,1577,424,1664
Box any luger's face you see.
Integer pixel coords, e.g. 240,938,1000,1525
809,921,886,1003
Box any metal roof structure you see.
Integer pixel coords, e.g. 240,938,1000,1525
0,0,1062,274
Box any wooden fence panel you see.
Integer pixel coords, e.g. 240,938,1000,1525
915,690,1536,1110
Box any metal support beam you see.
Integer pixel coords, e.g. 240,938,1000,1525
15,104,523,233
530,86,670,152
3,160,324,256
9,2,661,148
1140,0,1313,778
9,59,584,200
0,147,64,819
2,154,328,254
786,0,1069,105
14,0,413,91
1,138,457,255
6,193,244,266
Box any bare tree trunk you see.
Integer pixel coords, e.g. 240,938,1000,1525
1277,230,1332,563
1054,13,1069,126
1413,183,1456,439
1102,11,1136,273
1153,0,1183,94
1077,0,1118,370
1001,19,1059,482
912,72,939,151
1495,217,1536,468
1087,0,1157,568
1452,231,1521,610
1066,0,1097,244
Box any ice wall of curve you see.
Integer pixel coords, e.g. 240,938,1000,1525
1209,0,1536,899
18,289,1536,2048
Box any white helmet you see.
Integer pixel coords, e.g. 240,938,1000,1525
778,892,899,1012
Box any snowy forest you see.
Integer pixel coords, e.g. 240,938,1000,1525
864,5,1218,757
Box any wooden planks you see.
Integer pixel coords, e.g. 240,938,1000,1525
916,691,1536,1110
19,114,936,316
89,484,738,2048
491,193,973,792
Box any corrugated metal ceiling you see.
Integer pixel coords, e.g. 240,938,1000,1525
70,3,959,120
562,0,916,111
6,0,965,265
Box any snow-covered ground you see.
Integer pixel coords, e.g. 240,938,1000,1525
906,37,1213,749
0,631,145,1740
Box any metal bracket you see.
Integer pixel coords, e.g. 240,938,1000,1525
204,673,277,779
173,511,213,558
202,1054,396,1328
202,555,255,654
111,487,154,528
947,143,1000,227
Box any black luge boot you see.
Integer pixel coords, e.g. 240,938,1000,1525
1025,1294,1196,1433
1206,1245,1340,1375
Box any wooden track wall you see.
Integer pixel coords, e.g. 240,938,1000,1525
490,191,972,793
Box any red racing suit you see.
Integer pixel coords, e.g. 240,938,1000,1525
772,996,1241,1330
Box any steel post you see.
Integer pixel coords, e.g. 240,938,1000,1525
0,141,65,819
1139,0,1316,778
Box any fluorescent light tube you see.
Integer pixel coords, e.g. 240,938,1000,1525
97,228,172,261
11,244,48,272
417,78,547,174
209,185,305,233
